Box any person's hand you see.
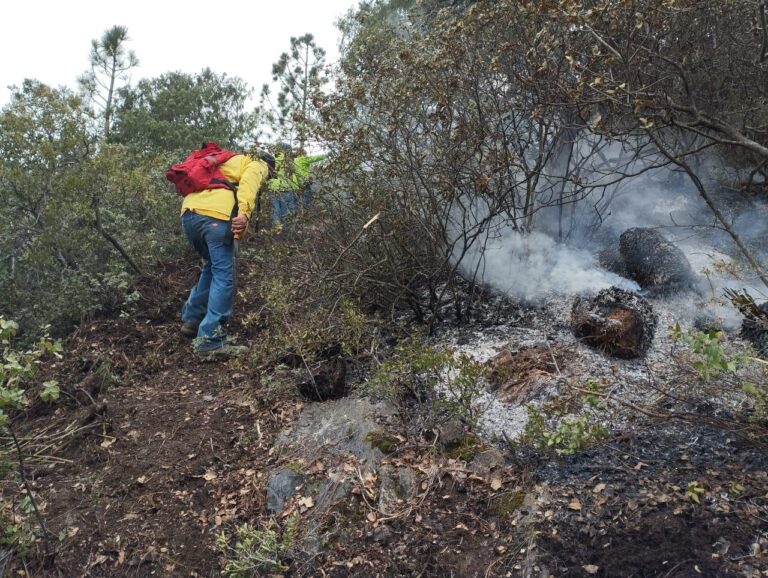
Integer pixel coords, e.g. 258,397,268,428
231,214,249,238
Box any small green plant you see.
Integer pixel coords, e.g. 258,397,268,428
685,481,706,504
254,279,372,368
742,382,768,422
442,353,490,426
670,323,743,380
581,379,606,409
216,519,296,577
368,338,450,404
520,406,609,456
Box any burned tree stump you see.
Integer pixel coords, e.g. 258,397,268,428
726,289,768,358
618,227,699,295
297,356,348,401
572,287,658,358
742,301,768,357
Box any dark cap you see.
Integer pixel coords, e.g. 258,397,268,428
257,150,276,177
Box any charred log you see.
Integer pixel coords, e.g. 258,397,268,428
572,287,658,358
618,228,700,295
598,244,630,278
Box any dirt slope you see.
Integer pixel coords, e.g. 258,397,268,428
2,251,767,578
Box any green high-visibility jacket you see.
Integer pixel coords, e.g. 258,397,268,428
267,153,326,193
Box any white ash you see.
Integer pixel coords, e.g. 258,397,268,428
432,287,755,444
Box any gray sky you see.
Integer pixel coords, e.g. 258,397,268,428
1,0,359,107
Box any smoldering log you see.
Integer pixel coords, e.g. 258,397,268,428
572,287,658,358
598,244,630,278
618,227,700,295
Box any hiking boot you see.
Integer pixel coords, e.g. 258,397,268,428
180,322,199,338
195,343,249,362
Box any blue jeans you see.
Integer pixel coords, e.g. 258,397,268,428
181,212,233,350
271,187,313,225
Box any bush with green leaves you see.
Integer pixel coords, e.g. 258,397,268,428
520,405,609,457
0,317,61,427
670,323,768,428
252,277,372,368
0,80,211,338
216,519,296,577
368,338,489,427
670,323,746,381
0,316,62,563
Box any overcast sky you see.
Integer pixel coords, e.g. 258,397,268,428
1,0,360,107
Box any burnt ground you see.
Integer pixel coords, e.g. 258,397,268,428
1,244,767,578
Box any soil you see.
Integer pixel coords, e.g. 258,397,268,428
1,244,767,577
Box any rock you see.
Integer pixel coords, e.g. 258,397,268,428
469,448,506,476
439,418,467,449
572,287,658,358
266,468,306,514
618,227,699,295
276,398,392,467
372,525,395,544
378,465,417,515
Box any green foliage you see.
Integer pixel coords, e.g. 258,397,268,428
78,25,139,138
1,496,37,559
0,317,61,562
581,379,606,409
113,69,258,155
0,316,62,424
216,519,296,577
742,382,768,422
369,338,451,404
0,81,184,336
521,406,609,457
685,481,706,504
670,323,744,380
253,277,372,367
369,338,488,426
258,34,328,146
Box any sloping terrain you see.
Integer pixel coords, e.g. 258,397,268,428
1,242,767,578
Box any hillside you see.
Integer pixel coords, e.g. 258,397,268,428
2,228,767,578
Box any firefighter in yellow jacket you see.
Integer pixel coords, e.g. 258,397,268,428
178,149,272,358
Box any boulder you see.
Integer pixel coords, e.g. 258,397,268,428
572,287,658,358
266,468,306,514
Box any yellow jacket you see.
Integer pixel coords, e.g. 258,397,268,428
180,154,268,221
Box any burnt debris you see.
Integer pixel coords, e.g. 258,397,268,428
572,287,658,358
725,288,768,357
612,227,701,295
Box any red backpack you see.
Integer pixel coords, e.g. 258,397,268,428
166,142,238,196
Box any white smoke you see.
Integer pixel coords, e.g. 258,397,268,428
461,228,639,301
452,140,768,325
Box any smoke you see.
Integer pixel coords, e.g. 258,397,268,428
453,139,768,326
461,228,639,302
